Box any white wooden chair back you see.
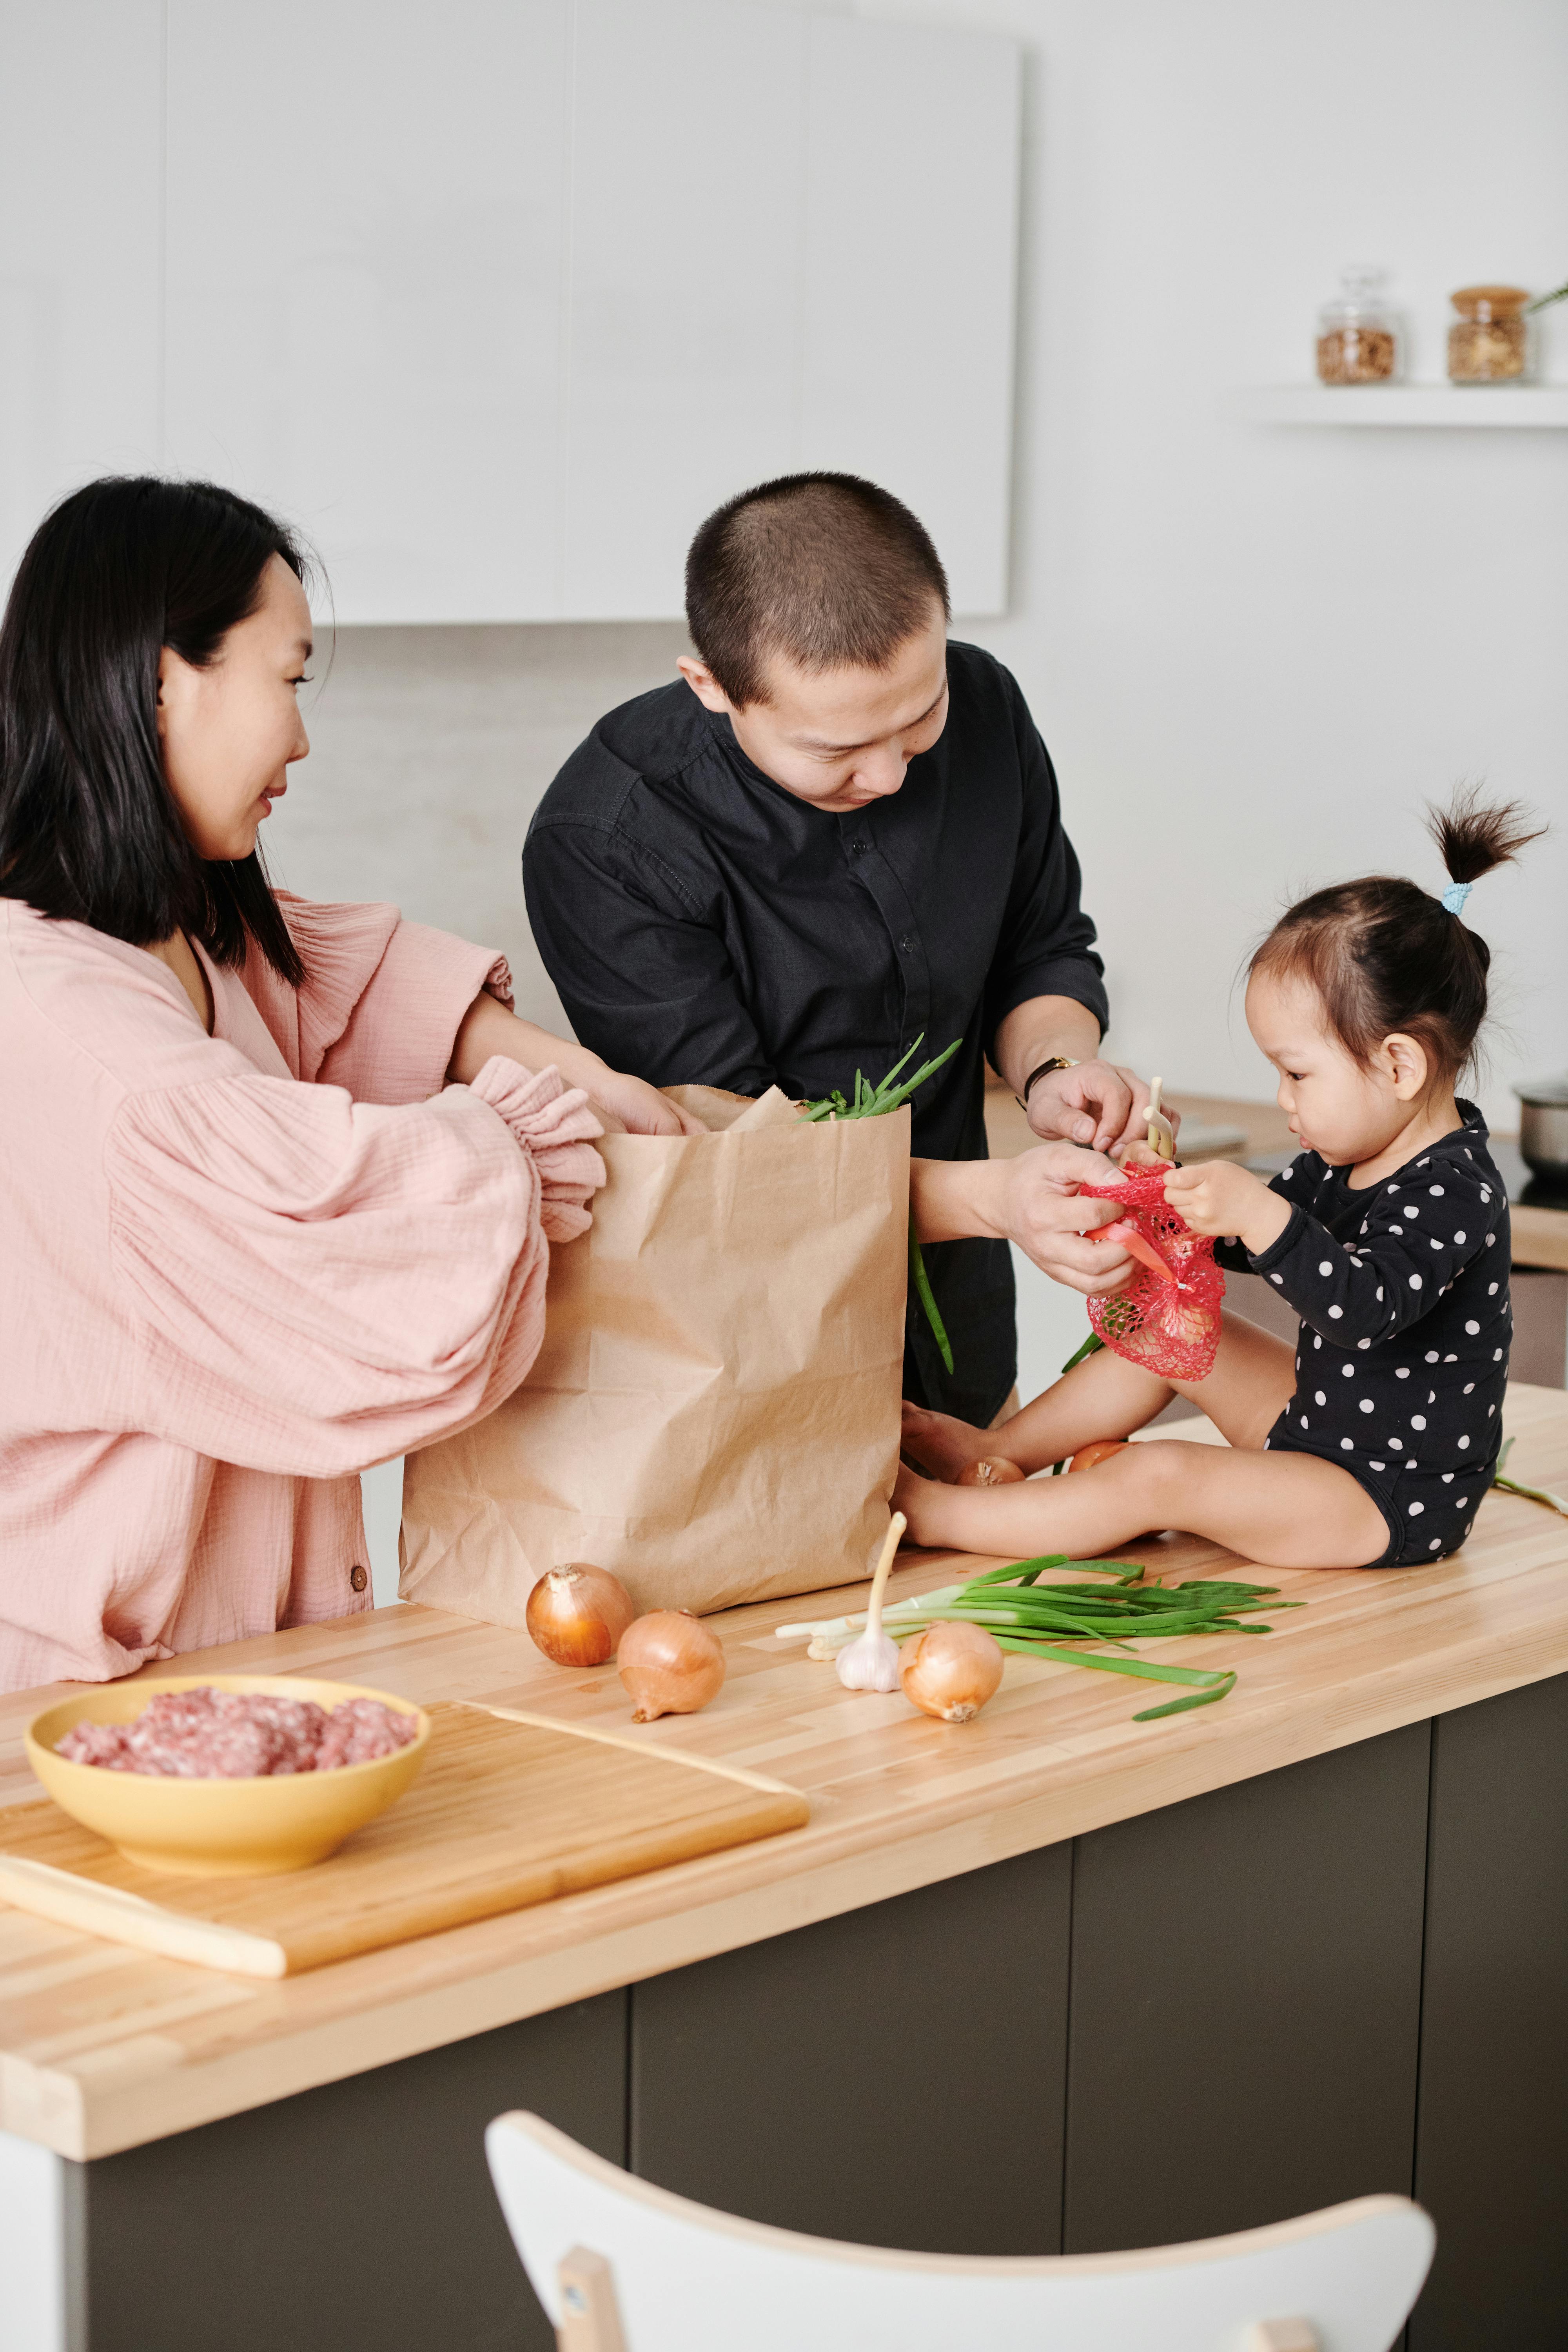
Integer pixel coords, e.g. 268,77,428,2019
486,2110,1434,2352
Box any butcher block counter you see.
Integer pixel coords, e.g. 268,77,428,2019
4,1389,1568,2352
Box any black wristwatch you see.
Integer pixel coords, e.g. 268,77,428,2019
1018,1055,1078,1110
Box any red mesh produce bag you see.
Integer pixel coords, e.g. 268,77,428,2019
1081,1167,1225,1381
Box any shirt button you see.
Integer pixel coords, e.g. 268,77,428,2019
898,933,916,953
849,838,870,854
349,1564,368,1593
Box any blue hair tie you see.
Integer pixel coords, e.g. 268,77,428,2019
1440,880,1472,917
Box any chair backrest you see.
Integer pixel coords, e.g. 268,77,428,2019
486,2111,1434,2352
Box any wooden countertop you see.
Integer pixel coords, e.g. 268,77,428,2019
2,1386,1566,2162
984,1086,1568,1274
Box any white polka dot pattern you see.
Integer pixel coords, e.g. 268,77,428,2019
1218,1110,1508,1563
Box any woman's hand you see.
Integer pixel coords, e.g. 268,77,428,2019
447,995,704,1136
589,1063,706,1138
1163,1159,1290,1255
911,1142,1134,1297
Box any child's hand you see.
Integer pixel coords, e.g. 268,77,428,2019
1163,1160,1291,1256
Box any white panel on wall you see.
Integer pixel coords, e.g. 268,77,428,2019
0,0,163,595
561,0,806,618
797,15,1020,616
165,0,571,623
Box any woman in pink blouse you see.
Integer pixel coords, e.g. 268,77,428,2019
0,477,697,1691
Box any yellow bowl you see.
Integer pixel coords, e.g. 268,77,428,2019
26,1675,430,1877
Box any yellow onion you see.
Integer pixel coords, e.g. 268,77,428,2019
956,1455,1025,1488
618,1610,726,1722
899,1621,1003,1724
525,1564,637,1668
1068,1439,1129,1474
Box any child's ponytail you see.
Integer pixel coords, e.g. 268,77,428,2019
1428,786,1543,896
1250,788,1544,1086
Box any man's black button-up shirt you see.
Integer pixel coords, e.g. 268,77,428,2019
523,640,1107,1423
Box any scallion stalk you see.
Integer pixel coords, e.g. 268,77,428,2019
800,1034,962,1372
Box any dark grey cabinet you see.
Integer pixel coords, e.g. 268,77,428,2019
630,1840,1072,2256
1062,1724,1430,2255
1410,1673,1568,2349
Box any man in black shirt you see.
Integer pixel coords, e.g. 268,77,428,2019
525,474,1163,1423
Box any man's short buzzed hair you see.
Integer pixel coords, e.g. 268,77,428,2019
685,472,950,708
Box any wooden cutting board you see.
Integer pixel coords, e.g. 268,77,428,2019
0,1702,808,1978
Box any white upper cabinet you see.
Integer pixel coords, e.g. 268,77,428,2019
0,1,164,595
798,16,1020,619
560,0,805,620
2,3,1019,622
563,1,1020,619
165,0,572,623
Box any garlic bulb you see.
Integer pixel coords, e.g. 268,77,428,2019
618,1610,726,1722
525,1564,637,1668
900,1621,1004,1724
956,1455,1025,1487
835,1513,908,1694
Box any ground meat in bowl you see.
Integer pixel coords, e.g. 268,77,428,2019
56,1687,419,1779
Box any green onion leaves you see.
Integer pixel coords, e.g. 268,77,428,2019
801,1034,962,1371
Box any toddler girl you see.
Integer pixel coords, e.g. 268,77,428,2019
898,796,1540,1570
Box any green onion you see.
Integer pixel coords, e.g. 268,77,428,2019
907,1220,953,1374
1060,1330,1105,1374
1492,1432,1568,1520
800,1033,962,1372
786,1550,1290,1722
1134,1673,1238,1721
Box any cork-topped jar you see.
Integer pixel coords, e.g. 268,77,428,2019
1448,285,1532,383
1316,267,1399,385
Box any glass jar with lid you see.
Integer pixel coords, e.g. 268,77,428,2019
1448,285,1532,383
1316,266,1400,384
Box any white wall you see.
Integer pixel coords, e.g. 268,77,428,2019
274,620,691,1034
853,0,1568,1127
255,1,1568,1561
273,0,1567,1133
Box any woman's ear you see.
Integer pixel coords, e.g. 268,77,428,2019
1380,1031,1430,1102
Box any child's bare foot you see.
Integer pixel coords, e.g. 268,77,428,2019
900,1401,993,1483
893,1457,947,1545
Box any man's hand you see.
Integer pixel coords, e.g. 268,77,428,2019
911,1142,1134,1298
1163,1160,1290,1255
1024,1059,1181,1160
996,1142,1138,1294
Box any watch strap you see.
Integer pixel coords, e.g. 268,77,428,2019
1020,1055,1078,1107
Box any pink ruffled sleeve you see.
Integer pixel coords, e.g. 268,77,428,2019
468,1055,602,1241
243,894,514,1102
105,1058,603,1479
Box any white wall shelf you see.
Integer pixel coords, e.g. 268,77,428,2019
1232,385,1568,428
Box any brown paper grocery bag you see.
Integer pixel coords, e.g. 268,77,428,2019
399,1088,907,1622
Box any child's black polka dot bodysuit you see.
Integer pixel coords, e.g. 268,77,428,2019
1215,1102,1510,1566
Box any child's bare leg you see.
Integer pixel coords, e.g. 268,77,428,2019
894,1309,1387,1569
893,1439,1388,1570
903,1345,1175,1482
904,1299,1301,1482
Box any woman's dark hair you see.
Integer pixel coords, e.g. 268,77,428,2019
1250,789,1545,1083
0,475,312,984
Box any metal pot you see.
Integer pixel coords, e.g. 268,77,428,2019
1515,1078,1568,1180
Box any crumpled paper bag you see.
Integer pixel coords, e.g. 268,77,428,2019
399,1088,907,1621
